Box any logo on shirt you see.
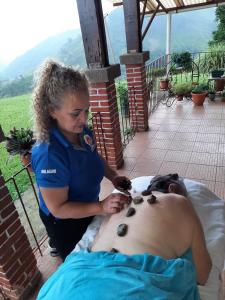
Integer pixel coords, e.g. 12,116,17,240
84,134,96,151
41,169,57,174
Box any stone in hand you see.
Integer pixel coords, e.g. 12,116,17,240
147,194,157,204
111,248,119,253
117,223,128,236
133,196,144,204
126,207,136,217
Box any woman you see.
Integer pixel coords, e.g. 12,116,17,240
31,60,131,261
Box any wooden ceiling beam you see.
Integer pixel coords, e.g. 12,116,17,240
173,0,185,7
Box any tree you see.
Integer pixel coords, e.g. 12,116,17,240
209,6,225,45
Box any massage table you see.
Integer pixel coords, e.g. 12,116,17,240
74,176,225,300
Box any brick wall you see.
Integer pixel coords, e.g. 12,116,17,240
89,82,124,169
126,64,149,132
0,172,40,299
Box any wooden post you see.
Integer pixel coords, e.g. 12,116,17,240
123,0,142,52
76,0,109,68
76,0,124,168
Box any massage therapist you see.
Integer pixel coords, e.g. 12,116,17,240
31,60,130,261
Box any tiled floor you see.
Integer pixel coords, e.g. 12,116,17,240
28,97,225,299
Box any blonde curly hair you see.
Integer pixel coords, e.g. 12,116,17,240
32,59,89,142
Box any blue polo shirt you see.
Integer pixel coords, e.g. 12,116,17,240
31,126,104,216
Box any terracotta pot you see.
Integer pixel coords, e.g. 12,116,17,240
20,154,32,172
214,79,225,92
176,95,183,101
191,93,207,106
160,79,169,90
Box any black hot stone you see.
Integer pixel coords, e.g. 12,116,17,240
126,207,136,217
111,248,119,253
147,195,157,204
133,196,144,204
117,224,128,236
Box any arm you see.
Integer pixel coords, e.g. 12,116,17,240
188,202,212,285
100,155,131,192
40,187,129,219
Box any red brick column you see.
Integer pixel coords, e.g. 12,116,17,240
0,171,41,299
86,65,124,169
120,52,150,132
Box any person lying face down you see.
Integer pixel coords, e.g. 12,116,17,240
37,174,212,300
92,173,212,286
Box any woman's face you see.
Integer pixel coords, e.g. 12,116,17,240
51,91,90,136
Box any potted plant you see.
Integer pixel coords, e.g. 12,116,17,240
207,86,216,101
211,68,224,78
191,84,208,106
171,82,192,101
159,77,169,90
5,127,36,171
117,81,129,117
171,51,192,71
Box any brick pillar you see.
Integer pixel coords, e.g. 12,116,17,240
0,171,41,299
120,51,150,132
86,64,124,169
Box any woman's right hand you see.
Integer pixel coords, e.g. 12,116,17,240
100,193,131,214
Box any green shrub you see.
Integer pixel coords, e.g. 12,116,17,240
171,82,192,95
197,43,225,74
192,83,208,94
171,51,192,71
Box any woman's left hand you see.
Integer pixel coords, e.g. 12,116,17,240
112,176,132,195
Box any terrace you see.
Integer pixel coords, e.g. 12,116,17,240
0,0,225,299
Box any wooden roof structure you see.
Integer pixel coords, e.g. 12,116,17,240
112,0,225,15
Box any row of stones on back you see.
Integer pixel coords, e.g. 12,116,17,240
116,194,157,238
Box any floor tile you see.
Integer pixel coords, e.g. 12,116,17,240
216,167,225,182
173,132,197,141
178,125,199,133
147,139,171,150
154,131,176,140
186,164,217,181
195,133,221,143
140,148,167,161
169,140,195,152
164,150,191,163
133,159,162,174
193,142,219,153
217,154,225,166
159,161,188,177
190,152,218,166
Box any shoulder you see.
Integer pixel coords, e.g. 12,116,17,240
31,140,68,171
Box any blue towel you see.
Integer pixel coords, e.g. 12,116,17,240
37,249,200,300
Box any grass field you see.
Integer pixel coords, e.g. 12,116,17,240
0,94,34,199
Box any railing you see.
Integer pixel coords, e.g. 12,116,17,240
88,112,107,160
145,50,225,107
5,165,45,257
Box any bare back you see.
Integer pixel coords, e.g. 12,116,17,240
92,192,194,259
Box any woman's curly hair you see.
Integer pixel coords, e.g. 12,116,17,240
32,59,89,142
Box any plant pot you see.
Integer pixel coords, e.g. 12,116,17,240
208,93,216,101
191,93,207,106
176,95,183,101
160,79,169,90
214,79,225,92
20,153,32,172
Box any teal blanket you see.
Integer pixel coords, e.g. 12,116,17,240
37,250,200,300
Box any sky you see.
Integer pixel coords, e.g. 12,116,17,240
0,0,115,65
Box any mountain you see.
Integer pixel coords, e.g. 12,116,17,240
0,29,80,80
0,7,216,80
